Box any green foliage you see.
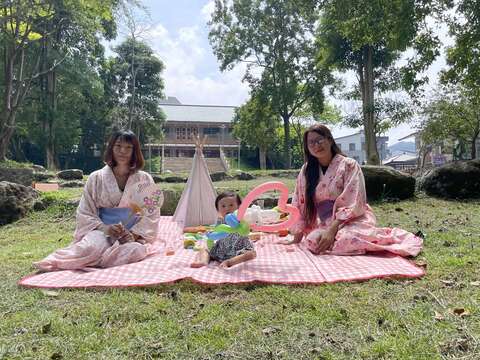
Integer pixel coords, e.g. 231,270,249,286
144,156,162,173
316,0,442,163
208,0,332,168
233,96,280,169
0,159,33,169
441,0,480,90
421,84,480,159
106,37,166,143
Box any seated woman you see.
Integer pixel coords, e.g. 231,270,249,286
283,124,422,257
34,130,160,271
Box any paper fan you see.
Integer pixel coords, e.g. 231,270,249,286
127,182,164,217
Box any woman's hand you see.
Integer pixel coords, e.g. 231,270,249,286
315,220,341,253
104,224,124,238
277,232,303,245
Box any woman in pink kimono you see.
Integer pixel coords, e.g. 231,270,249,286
34,130,160,271
284,124,422,257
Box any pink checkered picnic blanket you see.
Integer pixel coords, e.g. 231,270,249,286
19,216,424,288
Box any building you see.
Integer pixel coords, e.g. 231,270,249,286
334,130,389,164
147,97,240,173
399,131,480,169
382,153,418,171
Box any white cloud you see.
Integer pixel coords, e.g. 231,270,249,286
201,1,215,22
146,23,249,106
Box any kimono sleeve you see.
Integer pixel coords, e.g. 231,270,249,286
130,173,161,243
289,167,307,235
334,159,367,222
73,172,104,242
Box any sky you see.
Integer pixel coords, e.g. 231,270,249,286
107,0,453,145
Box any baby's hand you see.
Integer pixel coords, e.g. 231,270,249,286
219,259,232,268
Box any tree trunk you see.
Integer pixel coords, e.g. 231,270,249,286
362,46,380,165
471,135,478,159
45,70,58,170
259,146,267,170
282,114,291,169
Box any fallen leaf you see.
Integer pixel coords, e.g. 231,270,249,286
41,290,59,297
440,280,456,287
394,207,404,212
415,260,427,269
470,281,480,287
262,326,280,336
434,311,445,321
451,308,471,317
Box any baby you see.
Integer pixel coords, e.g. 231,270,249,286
191,191,256,268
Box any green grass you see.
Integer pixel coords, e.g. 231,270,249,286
0,190,479,359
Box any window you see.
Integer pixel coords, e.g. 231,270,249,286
337,143,342,150
176,127,186,140
176,127,198,140
361,142,366,151
349,143,356,151
203,127,220,136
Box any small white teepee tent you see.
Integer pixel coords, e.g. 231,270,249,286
172,135,218,227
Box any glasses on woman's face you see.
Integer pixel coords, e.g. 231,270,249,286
307,136,327,147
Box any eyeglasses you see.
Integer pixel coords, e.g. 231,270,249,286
307,136,327,147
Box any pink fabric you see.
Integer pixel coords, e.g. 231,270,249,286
290,155,423,257
19,217,424,289
33,166,161,271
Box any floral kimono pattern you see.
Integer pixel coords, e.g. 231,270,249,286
290,155,423,257
34,166,160,271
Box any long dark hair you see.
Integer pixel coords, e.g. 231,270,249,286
104,130,145,171
303,124,344,227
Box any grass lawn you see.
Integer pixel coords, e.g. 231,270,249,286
0,188,479,359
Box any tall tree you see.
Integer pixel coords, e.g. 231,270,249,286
421,84,480,160
0,0,118,166
441,0,480,90
233,96,280,170
208,0,331,168
316,0,441,164
0,1,52,161
107,37,165,143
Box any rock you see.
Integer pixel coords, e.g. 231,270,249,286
270,170,299,179
60,180,85,188
419,159,480,199
152,174,163,183
164,176,186,183
0,181,39,225
0,167,34,186
161,189,182,215
56,169,83,180
361,165,415,201
210,172,227,182
253,195,293,209
33,199,48,211
33,172,55,182
234,171,255,180
31,164,46,172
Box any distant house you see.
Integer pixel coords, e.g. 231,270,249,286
382,153,418,171
334,130,389,164
146,97,240,173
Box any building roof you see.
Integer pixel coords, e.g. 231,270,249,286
158,96,182,105
334,129,388,142
159,104,237,123
382,153,417,164
398,131,420,141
